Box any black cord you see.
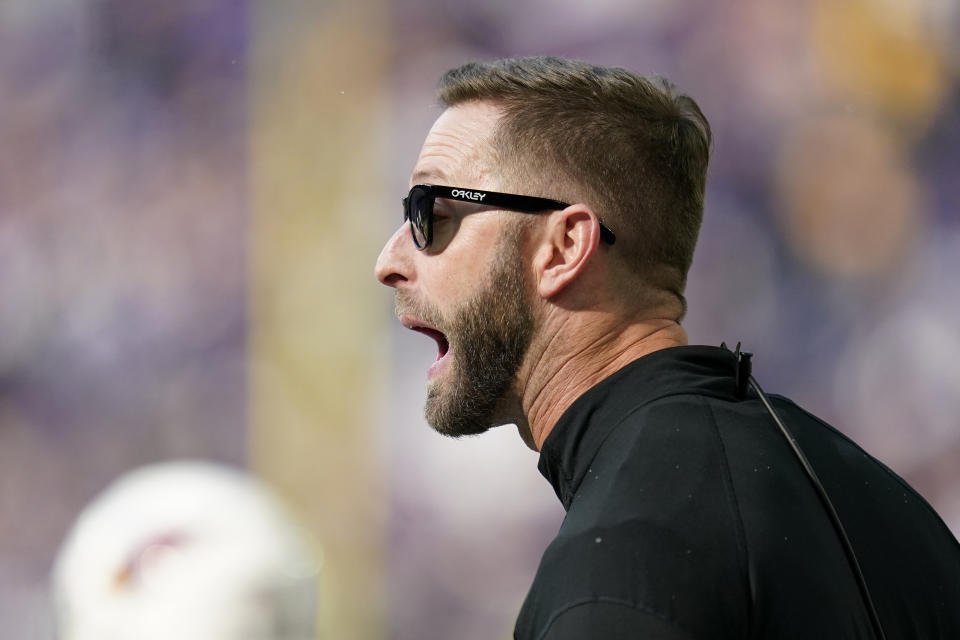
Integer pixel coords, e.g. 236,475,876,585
748,374,888,640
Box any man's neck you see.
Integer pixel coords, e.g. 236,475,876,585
518,314,689,450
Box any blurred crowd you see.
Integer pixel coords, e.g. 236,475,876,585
0,0,957,639
0,1,247,636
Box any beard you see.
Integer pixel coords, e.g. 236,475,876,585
399,230,535,438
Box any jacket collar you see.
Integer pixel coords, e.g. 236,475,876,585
537,345,739,509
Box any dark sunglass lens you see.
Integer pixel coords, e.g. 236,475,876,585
408,187,431,249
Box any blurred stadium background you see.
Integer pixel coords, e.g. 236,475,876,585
1,0,958,638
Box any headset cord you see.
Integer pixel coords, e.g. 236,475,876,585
749,374,888,640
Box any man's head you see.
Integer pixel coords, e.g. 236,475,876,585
376,57,711,439
437,56,711,317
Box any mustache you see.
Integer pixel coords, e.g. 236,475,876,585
395,292,445,328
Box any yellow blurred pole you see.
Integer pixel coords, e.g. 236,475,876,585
248,3,389,639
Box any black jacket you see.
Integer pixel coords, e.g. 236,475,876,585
515,346,960,639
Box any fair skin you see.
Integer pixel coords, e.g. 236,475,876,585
375,100,688,450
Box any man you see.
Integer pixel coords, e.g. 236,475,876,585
375,57,960,639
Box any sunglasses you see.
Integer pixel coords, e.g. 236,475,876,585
402,184,617,250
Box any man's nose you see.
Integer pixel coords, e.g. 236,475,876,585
374,224,413,288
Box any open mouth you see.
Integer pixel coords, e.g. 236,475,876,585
411,325,449,361
400,316,451,377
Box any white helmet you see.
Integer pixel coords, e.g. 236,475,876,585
51,460,319,640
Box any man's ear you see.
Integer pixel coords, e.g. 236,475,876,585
532,204,604,300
